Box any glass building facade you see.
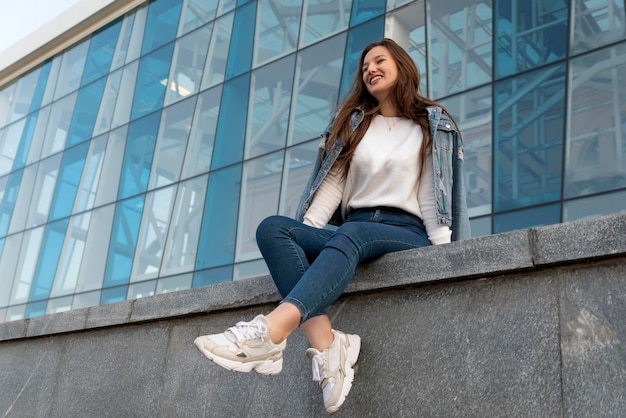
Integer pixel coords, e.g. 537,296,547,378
0,0,624,322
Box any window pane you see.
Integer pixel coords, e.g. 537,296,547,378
196,164,241,269
12,112,39,171
128,280,156,299
111,13,136,71
26,106,51,165
125,5,147,64
0,120,26,176
0,233,22,307
50,212,92,297
75,204,115,293
119,112,160,199
290,34,346,145
225,2,256,79
350,0,385,27
74,135,107,213
72,290,101,310
212,75,249,169
494,203,560,233
8,166,34,235
564,190,626,221
246,55,295,158
495,0,569,78
565,43,626,198
494,64,566,212
8,227,44,305
428,0,493,98
182,85,222,179
111,61,139,129
42,92,78,158
161,175,208,276
67,78,107,146
49,141,89,221
279,139,318,217
156,273,192,294
571,0,626,55
193,265,233,287
26,154,63,228
81,19,123,86
131,185,177,282
386,2,427,95
179,0,218,35
469,216,491,237
103,196,144,288
29,219,69,301
236,151,283,262
94,126,127,207
0,82,16,128
149,96,196,189
141,0,183,56
94,69,123,136
6,68,41,123
201,12,235,88
440,86,492,217
0,170,23,237
254,0,301,66
53,40,90,100
46,296,73,315
340,18,384,99
131,44,174,120
100,285,128,305
300,0,351,47
233,259,268,280
165,24,213,105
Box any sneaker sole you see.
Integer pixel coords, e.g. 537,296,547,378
194,337,283,375
326,334,361,414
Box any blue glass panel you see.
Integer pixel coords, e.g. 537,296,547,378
193,266,233,287
100,285,129,305
29,60,52,114
131,43,174,120
103,196,144,287
350,0,386,26
81,19,123,86
13,113,38,170
66,78,107,146
494,203,560,233
179,0,218,35
24,301,47,319
141,0,183,56
469,216,491,238
118,112,160,199
48,142,89,221
494,64,565,212
339,18,385,100
28,218,70,301
225,2,256,79
211,74,249,169
495,0,568,78
0,169,23,237
195,164,241,269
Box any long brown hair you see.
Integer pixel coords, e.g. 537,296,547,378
326,38,458,177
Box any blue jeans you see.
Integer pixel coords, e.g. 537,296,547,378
255,208,431,322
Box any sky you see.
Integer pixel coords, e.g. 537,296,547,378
0,0,82,53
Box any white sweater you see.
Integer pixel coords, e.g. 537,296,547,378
303,115,451,245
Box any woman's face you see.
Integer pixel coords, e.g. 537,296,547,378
362,45,399,103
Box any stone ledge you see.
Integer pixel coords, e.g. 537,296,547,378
1,212,624,342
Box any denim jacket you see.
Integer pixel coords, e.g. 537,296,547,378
296,106,471,241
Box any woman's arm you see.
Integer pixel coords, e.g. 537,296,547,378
418,150,452,245
302,164,345,228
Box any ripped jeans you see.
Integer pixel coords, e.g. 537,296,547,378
255,208,431,322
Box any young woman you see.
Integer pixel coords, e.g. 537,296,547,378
194,38,470,414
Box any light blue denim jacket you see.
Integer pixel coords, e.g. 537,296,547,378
296,106,471,241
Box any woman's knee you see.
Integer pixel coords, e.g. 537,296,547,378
256,215,292,244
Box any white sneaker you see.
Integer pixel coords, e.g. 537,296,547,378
194,315,286,375
306,329,361,414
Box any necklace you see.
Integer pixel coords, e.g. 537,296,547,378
382,116,400,132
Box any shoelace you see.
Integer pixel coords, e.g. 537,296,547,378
310,351,327,382
228,319,268,343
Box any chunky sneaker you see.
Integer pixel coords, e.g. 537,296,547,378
194,315,286,375
306,329,361,414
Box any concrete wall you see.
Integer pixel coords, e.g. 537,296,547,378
1,212,625,417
